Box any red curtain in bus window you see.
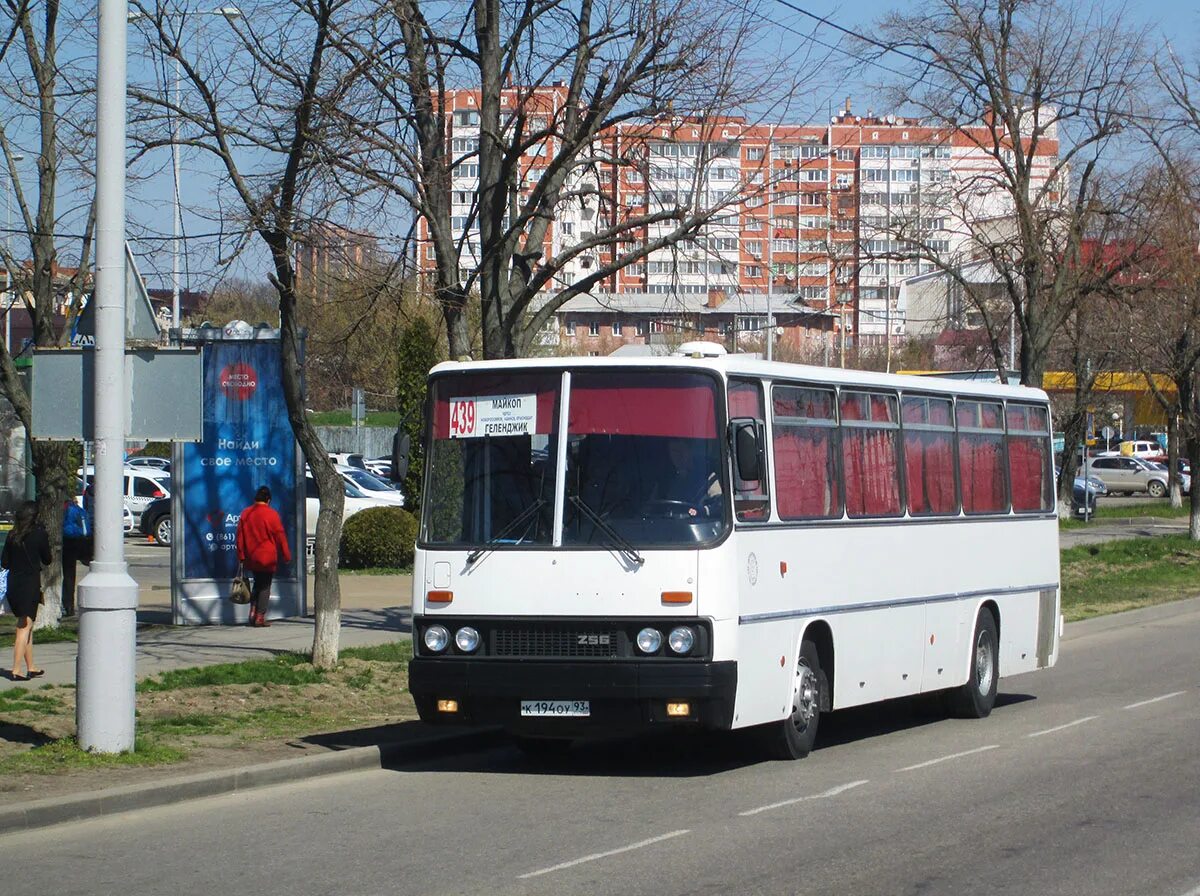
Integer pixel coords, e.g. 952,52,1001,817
774,426,840,519
960,434,1006,513
905,431,956,515
844,429,900,517
569,382,717,438
1009,436,1048,511
728,381,761,418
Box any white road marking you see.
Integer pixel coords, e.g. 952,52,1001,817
1026,716,1098,738
517,829,691,879
897,744,998,772
1176,882,1200,896
739,779,869,816
1123,691,1186,710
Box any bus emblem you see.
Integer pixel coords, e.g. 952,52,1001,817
577,634,610,646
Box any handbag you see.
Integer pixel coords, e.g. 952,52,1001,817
229,566,252,605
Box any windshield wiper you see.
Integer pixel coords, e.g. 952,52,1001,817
466,498,546,564
569,495,644,566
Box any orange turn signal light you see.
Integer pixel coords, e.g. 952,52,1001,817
661,591,693,605
427,590,454,604
436,699,459,713
666,702,691,717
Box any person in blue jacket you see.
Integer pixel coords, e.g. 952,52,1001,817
61,498,92,617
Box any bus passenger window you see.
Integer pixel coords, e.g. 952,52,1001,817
772,386,842,520
728,379,770,521
958,400,1008,514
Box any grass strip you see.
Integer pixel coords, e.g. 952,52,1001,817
137,652,321,692
0,617,79,647
0,737,186,775
1091,502,1192,520
1060,534,1200,621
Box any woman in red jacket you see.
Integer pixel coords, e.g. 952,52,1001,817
235,486,292,627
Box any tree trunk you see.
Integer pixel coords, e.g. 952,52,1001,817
1167,412,1182,509
31,441,72,628
271,241,345,669
439,286,472,361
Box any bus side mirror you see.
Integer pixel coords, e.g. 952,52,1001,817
731,418,763,483
390,432,411,483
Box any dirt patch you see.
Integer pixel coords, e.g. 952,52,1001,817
0,657,423,805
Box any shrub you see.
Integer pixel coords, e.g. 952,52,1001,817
339,506,418,569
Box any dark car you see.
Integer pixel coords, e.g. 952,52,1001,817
140,497,171,546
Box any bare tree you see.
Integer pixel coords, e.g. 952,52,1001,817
1115,163,1200,534
129,0,360,666
871,0,1148,388
334,0,816,359
0,0,96,626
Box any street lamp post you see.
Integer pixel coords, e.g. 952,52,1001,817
4,153,25,354
131,7,241,329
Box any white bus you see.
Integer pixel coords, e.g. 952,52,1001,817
408,345,1060,758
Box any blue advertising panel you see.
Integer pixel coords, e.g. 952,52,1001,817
173,334,305,623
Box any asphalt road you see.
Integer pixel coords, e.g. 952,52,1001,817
1,600,1197,896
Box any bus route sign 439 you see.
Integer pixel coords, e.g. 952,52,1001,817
448,394,537,438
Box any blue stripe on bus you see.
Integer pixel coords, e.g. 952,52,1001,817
737,582,1058,624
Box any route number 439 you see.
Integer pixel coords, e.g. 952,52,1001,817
449,399,476,438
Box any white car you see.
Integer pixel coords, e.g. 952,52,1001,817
336,465,405,506
328,452,367,470
79,467,171,524
304,474,386,537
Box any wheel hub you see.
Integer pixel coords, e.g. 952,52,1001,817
792,661,818,730
974,631,994,696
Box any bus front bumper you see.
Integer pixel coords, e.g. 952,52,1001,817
409,658,737,734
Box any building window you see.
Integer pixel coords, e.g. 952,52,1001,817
565,319,576,337
745,264,761,278
636,321,647,336
802,168,828,181
589,321,600,336
745,240,762,256
836,148,855,161
743,218,763,231
746,146,765,160
612,320,623,336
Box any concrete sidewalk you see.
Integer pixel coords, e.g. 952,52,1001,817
6,572,414,689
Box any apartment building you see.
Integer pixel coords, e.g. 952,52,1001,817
417,90,1058,353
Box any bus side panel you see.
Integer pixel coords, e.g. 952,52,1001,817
831,604,925,709
730,620,803,729
921,599,968,693
992,590,1044,678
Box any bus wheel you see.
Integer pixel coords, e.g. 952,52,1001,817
512,735,573,758
947,609,999,719
764,639,824,760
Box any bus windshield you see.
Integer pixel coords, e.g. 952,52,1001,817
422,369,728,549
564,371,727,547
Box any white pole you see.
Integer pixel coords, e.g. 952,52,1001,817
171,55,181,329
77,0,138,753
766,235,773,362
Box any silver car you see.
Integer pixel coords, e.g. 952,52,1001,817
1083,455,1179,497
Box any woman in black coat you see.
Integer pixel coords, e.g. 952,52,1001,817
2,501,51,681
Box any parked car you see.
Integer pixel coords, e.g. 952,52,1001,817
126,456,172,473
79,467,171,523
328,452,367,470
80,484,136,533
1083,455,1183,497
364,456,392,479
1116,440,1168,462
336,464,405,506
140,497,172,546
304,474,383,537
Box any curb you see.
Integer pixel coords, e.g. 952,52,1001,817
0,727,506,837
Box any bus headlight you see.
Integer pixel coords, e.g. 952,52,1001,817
668,626,695,655
455,626,480,653
423,625,450,653
636,627,662,654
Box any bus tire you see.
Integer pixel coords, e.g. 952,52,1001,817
512,735,573,758
763,638,824,760
947,609,999,719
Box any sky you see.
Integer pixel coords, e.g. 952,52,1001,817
119,0,1200,297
